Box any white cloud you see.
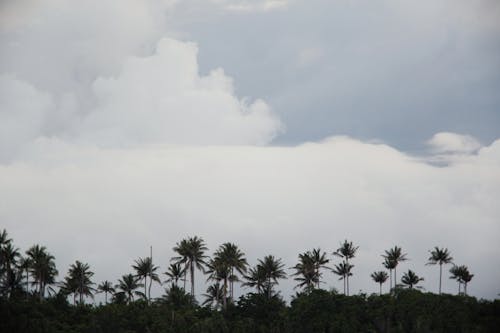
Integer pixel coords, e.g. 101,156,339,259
2,136,499,300
211,0,289,12
428,132,482,154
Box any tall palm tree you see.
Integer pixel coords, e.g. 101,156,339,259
257,255,287,299
450,265,474,296
291,251,318,292
1,242,20,275
310,248,329,288
401,270,424,289
115,274,143,303
133,257,160,303
216,243,248,300
65,260,95,304
427,247,453,294
383,257,396,291
371,271,389,295
172,236,208,297
164,263,185,287
18,256,32,298
26,245,58,301
382,246,408,290
332,260,353,295
97,280,115,304
206,255,230,309
333,240,358,295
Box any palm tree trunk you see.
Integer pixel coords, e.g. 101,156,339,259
223,278,227,310
464,283,467,296
389,269,392,292
190,262,195,296
105,291,108,304
379,282,382,296
439,263,442,294
394,266,397,289
148,275,153,304
144,276,147,302
347,275,350,296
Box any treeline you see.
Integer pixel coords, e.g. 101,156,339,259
1,229,499,332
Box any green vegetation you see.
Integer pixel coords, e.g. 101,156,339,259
1,228,499,332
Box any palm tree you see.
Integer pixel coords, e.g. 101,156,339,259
382,246,407,290
65,260,95,304
259,255,287,299
371,271,389,295
133,257,160,303
216,243,248,300
26,245,58,301
450,265,474,295
310,248,329,288
115,274,143,303
206,255,230,309
242,265,267,294
292,251,319,292
401,270,424,289
164,263,185,287
172,236,208,297
1,242,20,275
332,260,353,295
18,256,32,298
97,280,115,304
333,240,358,295
203,283,223,310
383,257,396,291
427,247,453,294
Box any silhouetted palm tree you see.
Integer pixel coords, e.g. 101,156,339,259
310,248,329,288
450,265,474,296
333,240,358,295
332,260,353,295
172,236,208,297
258,255,287,299
292,251,318,292
18,256,32,298
164,263,185,287
242,265,266,294
206,255,230,309
203,283,223,310
216,243,248,300
64,260,95,304
26,245,58,300
382,246,407,290
116,274,143,303
427,247,453,294
97,280,115,304
371,271,389,295
401,269,424,289
133,257,160,303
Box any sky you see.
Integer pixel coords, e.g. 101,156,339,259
0,0,499,301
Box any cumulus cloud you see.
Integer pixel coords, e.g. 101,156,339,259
428,132,482,154
2,137,500,300
0,0,281,159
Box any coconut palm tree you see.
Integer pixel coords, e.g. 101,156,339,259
382,246,407,289
26,245,58,301
332,260,353,295
242,265,267,294
164,263,185,287
216,243,248,299
371,271,389,295
450,265,474,295
401,270,424,289
65,260,95,304
427,247,453,294
172,236,208,297
203,283,223,310
333,240,358,295
310,248,329,288
18,256,32,298
115,274,143,303
291,251,318,292
133,257,160,303
97,280,115,304
0,242,20,275
257,255,286,299
206,255,230,309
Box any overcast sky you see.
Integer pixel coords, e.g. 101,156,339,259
1,0,499,301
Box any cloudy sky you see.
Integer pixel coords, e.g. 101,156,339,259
1,0,499,301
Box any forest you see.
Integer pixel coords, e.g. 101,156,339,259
1,229,499,332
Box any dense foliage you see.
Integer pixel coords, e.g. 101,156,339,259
1,229,498,332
